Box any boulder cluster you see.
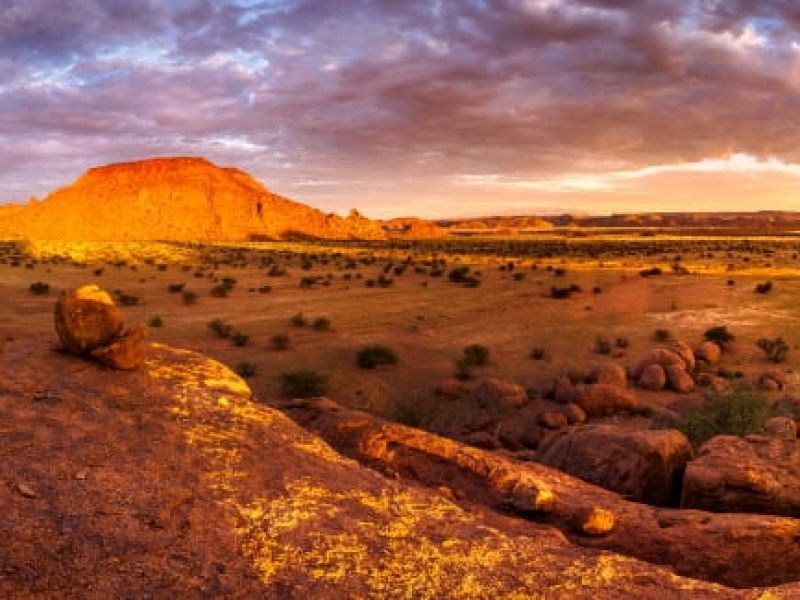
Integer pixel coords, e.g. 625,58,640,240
54,284,146,370
631,341,704,393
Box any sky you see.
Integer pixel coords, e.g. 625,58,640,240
2,0,800,218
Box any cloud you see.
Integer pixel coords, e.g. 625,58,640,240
1,0,800,216
456,154,800,193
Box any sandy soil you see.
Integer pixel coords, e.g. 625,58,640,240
2,237,799,429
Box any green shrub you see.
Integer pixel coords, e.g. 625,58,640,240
167,283,185,293
593,336,612,355
654,328,672,342
211,283,231,298
454,357,474,380
530,347,546,360
181,290,199,305
270,333,290,350
148,315,164,328
755,281,773,294
300,276,319,289
207,318,233,338
312,317,331,331
447,266,471,283
757,337,789,363
704,326,735,349
280,370,328,398
230,331,250,347
357,345,398,369
676,387,770,446
29,281,50,295
462,344,490,367
290,312,307,327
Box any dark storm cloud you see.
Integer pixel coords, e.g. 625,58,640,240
1,0,800,214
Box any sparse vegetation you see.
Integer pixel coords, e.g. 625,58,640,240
530,347,546,360
357,345,398,369
312,317,331,331
230,331,250,347
654,328,672,342
755,281,773,294
462,344,490,367
280,369,328,398
757,337,789,363
29,281,50,295
148,315,164,328
704,326,735,349
676,387,771,446
208,318,233,338
593,336,612,355
270,333,290,350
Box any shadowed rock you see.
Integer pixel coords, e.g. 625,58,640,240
639,364,667,390
695,341,722,365
573,383,640,417
666,364,695,393
54,284,124,353
90,324,147,370
632,348,686,379
683,434,800,517
56,285,146,370
590,363,627,387
281,397,800,589
536,425,693,506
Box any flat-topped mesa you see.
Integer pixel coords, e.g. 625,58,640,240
0,156,387,242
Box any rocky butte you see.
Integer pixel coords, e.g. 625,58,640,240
0,157,386,242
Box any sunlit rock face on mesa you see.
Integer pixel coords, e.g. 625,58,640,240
0,157,386,241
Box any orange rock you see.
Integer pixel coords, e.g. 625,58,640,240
470,378,528,409
683,435,800,517
90,324,147,370
695,341,722,365
638,364,667,390
670,341,696,371
282,397,800,589
590,362,627,387
573,383,640,416
0,157,387,242
54,285,124,354
537,424,693,506
665,365,694,393
573,506,616,537
632,348,685,379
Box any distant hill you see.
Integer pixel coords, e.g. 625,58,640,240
436,211,800,233
565,211,800,230
3,158,800,241
437,215,555,231
0,157,386,241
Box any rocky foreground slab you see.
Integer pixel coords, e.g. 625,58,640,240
0,333,798,598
